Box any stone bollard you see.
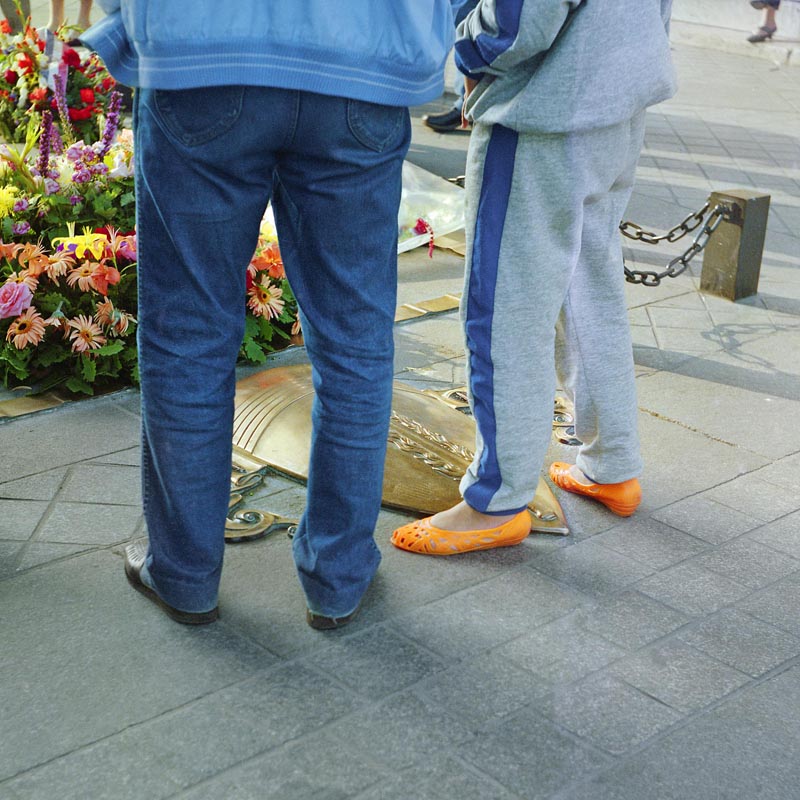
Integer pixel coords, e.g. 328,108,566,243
700,189,770,301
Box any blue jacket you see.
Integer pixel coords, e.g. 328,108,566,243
83,1,454,107
455,0,676,132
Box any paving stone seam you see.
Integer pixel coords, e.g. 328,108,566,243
0,456,138,489
156,688,482,800
0,388,136,428
4,466,73,574
548,653,800,800
1,533,136,583
0,655,290,788
347,755,529,800
740,598,800,641
592,519,800,587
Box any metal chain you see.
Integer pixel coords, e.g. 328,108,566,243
622,202,729,287
620,202,710,245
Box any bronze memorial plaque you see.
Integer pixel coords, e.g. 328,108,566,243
232,365,568,536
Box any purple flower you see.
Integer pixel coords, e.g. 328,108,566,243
52,74,76,145
69,194,81,206
12,221,31,235
65,142,83,162
72,165,91,184
43,179,60,195
37,110,53,177
12,198,28,212
96,91,122,158
49,124,64,155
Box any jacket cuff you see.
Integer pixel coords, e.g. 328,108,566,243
454,42,487,81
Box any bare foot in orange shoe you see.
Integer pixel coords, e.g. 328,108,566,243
430,501,518,532
548,462,641,517
391,502,531,555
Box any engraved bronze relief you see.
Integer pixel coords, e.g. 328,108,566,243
232,365,568,535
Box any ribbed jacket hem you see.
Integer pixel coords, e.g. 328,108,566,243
84,18,446,106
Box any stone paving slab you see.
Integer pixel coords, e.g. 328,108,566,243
556,666,800,800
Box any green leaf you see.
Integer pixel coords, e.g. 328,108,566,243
35,347,71,367
80,355,97,382
242,338,267,364
256,317,275,341
120,192,135,207
65,376,94,395
94,340,125,356
243,315,260,339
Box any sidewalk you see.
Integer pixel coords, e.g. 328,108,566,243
1,40,800,800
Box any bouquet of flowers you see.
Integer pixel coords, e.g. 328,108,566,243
0,16,117,144
241,218,300,365
1,91,135,244
0,107,299,395
0,226,138,394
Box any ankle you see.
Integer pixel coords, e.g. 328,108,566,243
431,502,518,532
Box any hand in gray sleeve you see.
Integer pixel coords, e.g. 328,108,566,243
454,0,583,78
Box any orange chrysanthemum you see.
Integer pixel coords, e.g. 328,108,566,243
5,270,38,292
68,314,107,353
95,299,132,335
247,279,285,320
45,252,76,283
66,261,97,292
6,306,46,349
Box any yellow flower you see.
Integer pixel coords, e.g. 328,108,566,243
52,225,108,260
0,186,19,218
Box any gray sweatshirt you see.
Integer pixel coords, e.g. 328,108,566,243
456,0,676,133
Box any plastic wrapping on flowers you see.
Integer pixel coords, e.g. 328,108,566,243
397,161,464,254
0,22,116,145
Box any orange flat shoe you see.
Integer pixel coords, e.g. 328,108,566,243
548,462,641,517
390,510,531,555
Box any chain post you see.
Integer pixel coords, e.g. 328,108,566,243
621,199,736,288
699,190,771,301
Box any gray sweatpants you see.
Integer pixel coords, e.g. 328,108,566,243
459,113,646,514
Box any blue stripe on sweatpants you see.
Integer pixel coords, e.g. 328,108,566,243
463,124,519,513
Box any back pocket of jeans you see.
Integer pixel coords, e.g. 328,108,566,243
153,86,245,147
347,99,407,153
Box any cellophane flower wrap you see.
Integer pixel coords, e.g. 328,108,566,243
0,18,117,145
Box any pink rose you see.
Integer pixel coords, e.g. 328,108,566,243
0,282,33,319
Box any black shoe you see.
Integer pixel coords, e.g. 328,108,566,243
124,542,219,625
747,24,777,42
422,108,468,133
306,604,361,631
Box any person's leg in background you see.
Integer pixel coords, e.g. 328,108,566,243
748,0,780,42
48,0,91,39
422,79,466,133
271,93,411,625
129,86,290,621
47,0,64,30
423,0,478,133
0,0,30,32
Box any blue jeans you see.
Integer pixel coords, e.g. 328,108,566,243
133,87,410,616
